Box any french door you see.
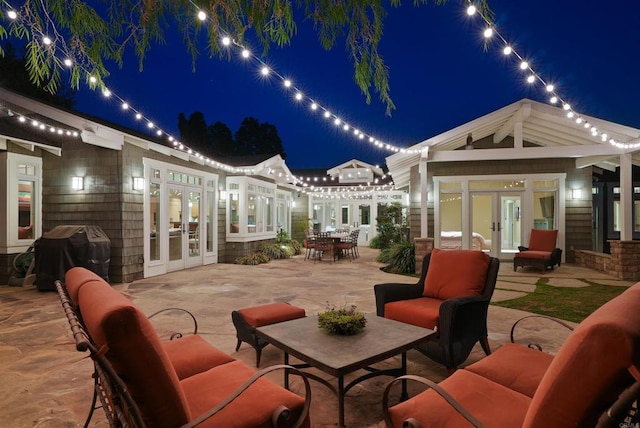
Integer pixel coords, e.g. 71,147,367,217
167,185,202,272
470,192,522,258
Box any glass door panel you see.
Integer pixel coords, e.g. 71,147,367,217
471,194,494,253
168,187,183,264
187,190,201,259
149,183,161,261
501,195,521,254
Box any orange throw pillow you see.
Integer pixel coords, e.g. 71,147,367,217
423,249,490,300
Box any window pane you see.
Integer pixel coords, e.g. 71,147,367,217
266,197,273,232
248,194,257,233
230,193,239,233
534,192,555,229
149,183,160,261
18,180,34,239
440,192,462,247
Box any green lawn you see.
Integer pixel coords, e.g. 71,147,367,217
492,279,628,323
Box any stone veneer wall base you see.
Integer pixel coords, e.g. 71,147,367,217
574,240,640,280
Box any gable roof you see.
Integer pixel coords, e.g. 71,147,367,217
387,98,640,187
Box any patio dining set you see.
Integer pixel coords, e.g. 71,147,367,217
303,229,360,262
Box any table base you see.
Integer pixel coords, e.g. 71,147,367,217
283,352,409,427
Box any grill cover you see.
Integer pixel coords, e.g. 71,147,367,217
35,225,111,291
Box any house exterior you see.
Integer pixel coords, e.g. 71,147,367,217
386,98,640,278
3,89,639,283
0,88,301,283
0,88,409,284
292,159,406,246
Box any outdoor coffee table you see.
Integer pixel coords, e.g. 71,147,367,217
255,314,434,427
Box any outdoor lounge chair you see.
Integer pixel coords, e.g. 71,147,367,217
381,281,640,428
514,228,562,273
56,267,311,428
375,249,500,372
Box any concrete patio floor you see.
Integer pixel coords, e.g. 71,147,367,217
0,248,634,427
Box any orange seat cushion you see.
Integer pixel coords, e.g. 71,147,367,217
464,343,554,398
388,369,531,428
384,297,441,330
237,303,305,328
163,335,235,380
514,250,552,260
423,249,490,300
181,360,309,427
528,229,558,252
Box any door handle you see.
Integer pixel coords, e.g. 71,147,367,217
498,222,501,231
491,222,496,232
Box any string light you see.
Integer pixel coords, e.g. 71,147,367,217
466,1,639,149
2,106,79,137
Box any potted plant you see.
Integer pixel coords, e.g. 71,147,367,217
317,304,367,335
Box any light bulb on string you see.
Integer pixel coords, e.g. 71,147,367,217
7,10,18,19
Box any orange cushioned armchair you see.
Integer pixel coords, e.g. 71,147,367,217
514,228,562,273
382,281,640,428
58,267,311,428
375,249,500,372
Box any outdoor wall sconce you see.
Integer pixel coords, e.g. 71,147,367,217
219,190,227,201
71,176,84,190
571,189,582,200
133,177,144,191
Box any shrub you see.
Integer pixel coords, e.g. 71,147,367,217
369,235,382,249
379,241,415,274
260,242,292,260
236,252,269,265
288,239,303,255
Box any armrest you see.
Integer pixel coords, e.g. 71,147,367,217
183,364,311,428
148,307,198,339
438,296,491,341
551,248,563,262
510,314,574,351
374,282,423,317
382,374,483,428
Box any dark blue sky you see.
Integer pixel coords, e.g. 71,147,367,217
72,0,639,169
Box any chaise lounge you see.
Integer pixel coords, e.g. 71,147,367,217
514,228,562,273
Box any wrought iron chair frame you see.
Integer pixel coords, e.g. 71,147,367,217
56,280,312,428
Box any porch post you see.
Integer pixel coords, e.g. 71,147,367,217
620,152,633,240
419,158,428,237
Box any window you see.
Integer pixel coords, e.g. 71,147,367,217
226,176,279,241
1,153,42,249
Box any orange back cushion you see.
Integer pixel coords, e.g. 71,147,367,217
78,281,191,427
523,282,640,427
423,249,490,300
65,267,105,305
528,229,558,252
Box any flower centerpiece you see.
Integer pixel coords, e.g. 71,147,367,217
317,303,367,335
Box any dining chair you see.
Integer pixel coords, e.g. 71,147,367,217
303,229,316,261
314,232,336,262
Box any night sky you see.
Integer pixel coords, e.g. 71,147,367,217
70,0,640,170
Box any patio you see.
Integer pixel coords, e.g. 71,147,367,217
0,247,633,427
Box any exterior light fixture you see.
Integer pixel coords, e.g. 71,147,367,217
571,189,582,200
72,176,84,190
133,177,144,191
